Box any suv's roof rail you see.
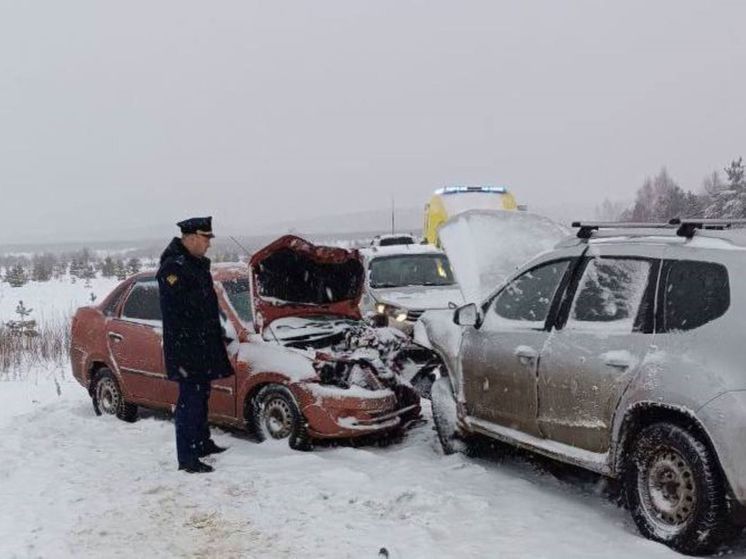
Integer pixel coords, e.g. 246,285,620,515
571,221,673,239
571,218,746,240
668,218,746,238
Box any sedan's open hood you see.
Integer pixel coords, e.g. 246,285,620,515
438,209,569,304
249,235,365,332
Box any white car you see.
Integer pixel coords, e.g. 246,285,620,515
369,233,419,247
359,244,464,335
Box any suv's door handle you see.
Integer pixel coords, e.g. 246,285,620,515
108,332,124,342
515,346,538,365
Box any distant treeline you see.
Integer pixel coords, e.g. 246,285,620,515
596,157,746,222
0,248,242,287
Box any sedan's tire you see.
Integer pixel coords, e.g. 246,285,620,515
91,368,138,423
249,385,312,451
624,422,733,555
431,376,481,456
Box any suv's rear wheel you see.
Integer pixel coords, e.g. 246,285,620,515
91,368,138,422
624,422,732,554
249,385,312,451
431,376,481,456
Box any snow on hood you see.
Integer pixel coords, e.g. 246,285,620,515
262,315,357,346
438,210,569,304
371,285,464,311
249,235,365,331
237,339,317,381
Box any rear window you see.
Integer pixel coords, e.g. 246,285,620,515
377,236,415,246
102,282,131,316
121,280,162,322
661,260,729,332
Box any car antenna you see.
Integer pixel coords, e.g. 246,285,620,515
229,236,251,261
229,235,281,344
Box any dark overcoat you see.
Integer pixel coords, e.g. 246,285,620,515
156,237,233,383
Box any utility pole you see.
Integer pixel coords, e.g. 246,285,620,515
391,196,395,234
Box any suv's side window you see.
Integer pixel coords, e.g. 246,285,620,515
660,260,729,332
121,279,162,322
492,260,570,327
566,257,652,332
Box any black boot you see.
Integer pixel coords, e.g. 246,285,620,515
178,459,214,474
199,440,228,457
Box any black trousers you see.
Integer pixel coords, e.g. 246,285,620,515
175,380,211,466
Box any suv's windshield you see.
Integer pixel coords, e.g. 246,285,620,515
369,254,455,288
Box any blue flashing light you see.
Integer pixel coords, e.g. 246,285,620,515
435,185,508,195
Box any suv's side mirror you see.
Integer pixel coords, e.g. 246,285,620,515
453,303,479,327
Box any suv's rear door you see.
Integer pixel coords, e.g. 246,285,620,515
537,243,663,453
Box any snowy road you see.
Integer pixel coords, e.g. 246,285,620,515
1,374,743,558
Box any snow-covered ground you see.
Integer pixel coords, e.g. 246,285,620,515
3,368,733,559
1,273,745,558
0,275,121,324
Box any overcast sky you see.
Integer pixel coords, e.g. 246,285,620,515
2,1,745,244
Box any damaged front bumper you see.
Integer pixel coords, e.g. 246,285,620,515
297,383,420,438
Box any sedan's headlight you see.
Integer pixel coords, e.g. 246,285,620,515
375,302,409,322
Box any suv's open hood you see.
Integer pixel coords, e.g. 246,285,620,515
249,235,365,332
438,209,569,304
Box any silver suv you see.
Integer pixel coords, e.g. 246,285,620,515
424,219,746,554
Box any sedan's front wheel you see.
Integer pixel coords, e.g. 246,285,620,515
624,422,733,555
249,385,312,451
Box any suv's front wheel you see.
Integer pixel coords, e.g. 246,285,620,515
624,422,733,555
431,376,482,456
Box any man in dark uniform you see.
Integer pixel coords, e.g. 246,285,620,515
157,216,234,473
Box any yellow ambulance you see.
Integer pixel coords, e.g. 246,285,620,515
423,186,520,245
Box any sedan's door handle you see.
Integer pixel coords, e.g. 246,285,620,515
515,346,538,365
108,332,124,342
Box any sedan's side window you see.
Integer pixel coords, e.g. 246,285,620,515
492,260,570,327
121,280,162,322
566,258,651,332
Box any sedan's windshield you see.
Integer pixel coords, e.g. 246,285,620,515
369,254,456,288
221,278,253,323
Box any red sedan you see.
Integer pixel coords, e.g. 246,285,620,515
70,236,424,449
